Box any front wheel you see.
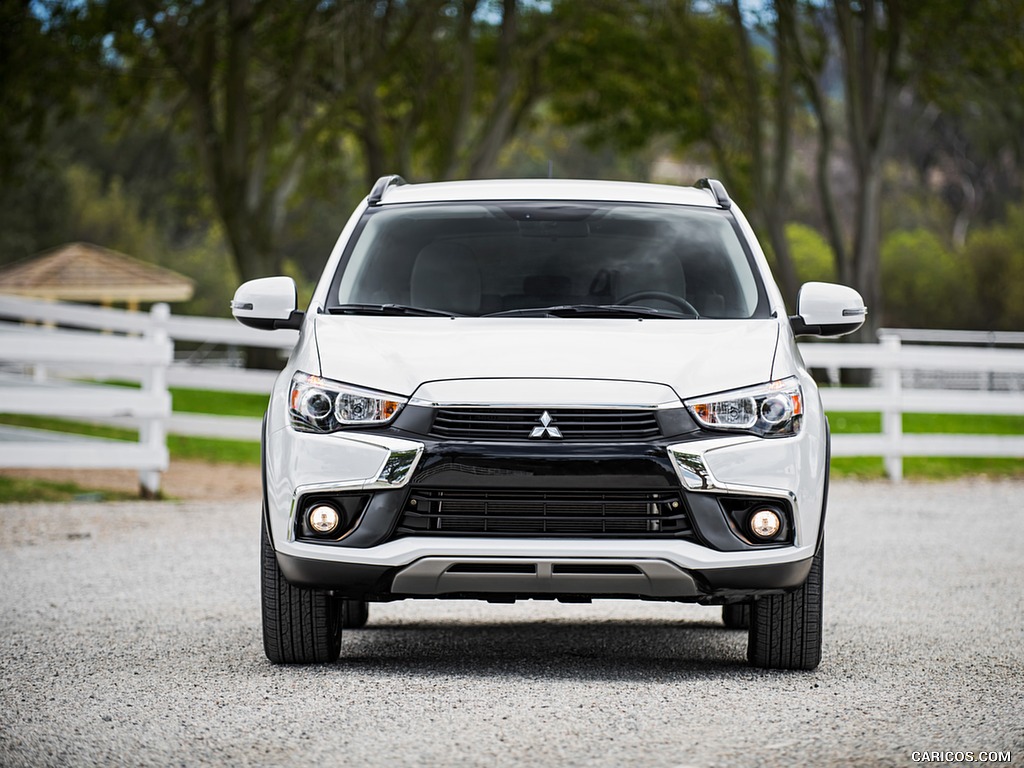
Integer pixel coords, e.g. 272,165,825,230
261,514,342,664
746,542,824,670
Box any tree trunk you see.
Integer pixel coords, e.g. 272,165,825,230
852,160,884,342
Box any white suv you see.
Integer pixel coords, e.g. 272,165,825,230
233,176,865,670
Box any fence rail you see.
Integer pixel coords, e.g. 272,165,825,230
1,295,1022,487
0,302,173,495
804,335,1024,479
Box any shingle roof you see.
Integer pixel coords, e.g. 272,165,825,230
0,242,194,303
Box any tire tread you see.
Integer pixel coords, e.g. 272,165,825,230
262,515,341,664
747,544,823,670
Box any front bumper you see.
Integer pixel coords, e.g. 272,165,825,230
263,396,828,602
276,548,815,602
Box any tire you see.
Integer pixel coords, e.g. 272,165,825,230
341,599,370,629
261,514,342,664
722,603,751,629
747,541,824,670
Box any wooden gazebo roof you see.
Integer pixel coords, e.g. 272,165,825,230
0,242,194,304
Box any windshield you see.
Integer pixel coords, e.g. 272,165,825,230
330,202,768,318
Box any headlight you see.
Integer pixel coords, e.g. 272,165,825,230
289,372,406,433
685,377,803,437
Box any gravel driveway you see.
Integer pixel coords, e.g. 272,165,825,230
2,479,1022,767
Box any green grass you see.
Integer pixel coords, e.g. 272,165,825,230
168,387,268,418
166,434,259,464
827,411,1024,479
829,411,1024,436
0,414,261,466
99,382,269,418
830,456,1024,479
0,476,139,503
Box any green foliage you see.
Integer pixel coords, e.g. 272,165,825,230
548,1,709,152
880,229,965,329
5,0,1020,333
54,164,239,318
785,223,835,284
64,165,163,258
960,204,1024,331
0,2,85,179
281,257,316,312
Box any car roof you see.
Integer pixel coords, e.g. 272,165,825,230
377,178,721,208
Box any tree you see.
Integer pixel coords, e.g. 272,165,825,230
784,0,908,340
70,0,562,288
340,0,563,183
0,1,91,259
96,1,349,284
786,0,1023,335
549,0,805,303
903,0,1024,245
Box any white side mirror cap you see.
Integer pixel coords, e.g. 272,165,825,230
791,282,866,337
231,276,303,330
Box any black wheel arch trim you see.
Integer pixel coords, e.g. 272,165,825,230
817,418,831,555
261,411,273,547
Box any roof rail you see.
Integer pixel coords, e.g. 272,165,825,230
367,174,407,205
696,178,732,209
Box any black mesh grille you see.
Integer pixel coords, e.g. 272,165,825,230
429,408,661,441
395,488,694,538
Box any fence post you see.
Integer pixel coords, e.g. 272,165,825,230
880,333,903,481
139,303,171,498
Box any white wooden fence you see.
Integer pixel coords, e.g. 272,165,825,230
0,302,174,496
1,294,1022,489
802,336,1024,480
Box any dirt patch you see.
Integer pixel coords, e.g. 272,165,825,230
0,459,261,501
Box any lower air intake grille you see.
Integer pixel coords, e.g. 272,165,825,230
395,488,694,538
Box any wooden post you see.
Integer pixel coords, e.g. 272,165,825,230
139,302,171,498
880,333,903,482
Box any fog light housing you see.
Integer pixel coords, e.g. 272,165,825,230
749,508,782,540
308,505,341,535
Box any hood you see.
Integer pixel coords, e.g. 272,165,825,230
313,316,781,402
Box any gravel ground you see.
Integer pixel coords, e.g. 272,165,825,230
1,479,1022,767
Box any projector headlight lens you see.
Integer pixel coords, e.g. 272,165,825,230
289,372,406,433
686,377,803,437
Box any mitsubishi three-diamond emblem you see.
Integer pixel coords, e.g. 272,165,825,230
530,410,563,439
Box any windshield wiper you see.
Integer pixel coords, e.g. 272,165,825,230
326,303,461,318
484,304,698,319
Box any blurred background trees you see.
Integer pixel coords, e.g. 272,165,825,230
2,0,1021,332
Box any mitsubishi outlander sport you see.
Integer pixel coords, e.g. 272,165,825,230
232,176,866,670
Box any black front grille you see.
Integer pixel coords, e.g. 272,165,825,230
394,488,694,538
429,408,661,441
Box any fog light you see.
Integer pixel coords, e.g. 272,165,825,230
308,505,341,535
749,508,782,539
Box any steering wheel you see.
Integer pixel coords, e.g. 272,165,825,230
617,290,700,317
